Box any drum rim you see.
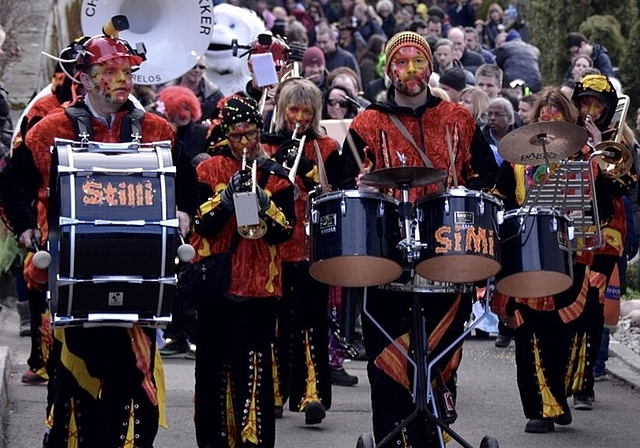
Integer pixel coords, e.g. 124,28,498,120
313,189,399,205
503,206,572,220
417,188,503,207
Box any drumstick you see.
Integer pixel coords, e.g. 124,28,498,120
313,140,330,194
338,119,364,172
446,126,458,188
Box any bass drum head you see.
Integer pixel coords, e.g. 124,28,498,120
496,271,573,298
416,255,501,284
310,256,402,288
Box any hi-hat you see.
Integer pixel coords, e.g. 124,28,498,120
360,166,447,188
498,122,588,165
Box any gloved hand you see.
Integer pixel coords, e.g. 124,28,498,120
275,139,314,177
220,169,252,210
255,186,271,214
275,139,299,166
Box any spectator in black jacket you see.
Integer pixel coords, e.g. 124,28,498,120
495,30,542,93
316,26,362,79
447,26,485,75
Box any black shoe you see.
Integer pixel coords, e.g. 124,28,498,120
160,339,189,357
554,401,572,425
304,400,326,425
494,335,512,348
524,418,554,433
331,367,358,386
573,394,593,410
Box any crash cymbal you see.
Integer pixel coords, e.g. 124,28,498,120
498,121,588,165
360,166,447,188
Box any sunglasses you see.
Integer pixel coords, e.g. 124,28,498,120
227,130,259,142
328,100,348,108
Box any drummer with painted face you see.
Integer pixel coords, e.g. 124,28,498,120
192,94,296,448
260,78,343,424
2,32,193,447
336,31,499,446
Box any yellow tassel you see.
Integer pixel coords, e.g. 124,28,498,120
154,346,168,429
532,334,562,419
225,369,237,448
265,245,278,294
298,330,320,411
241,353,260,444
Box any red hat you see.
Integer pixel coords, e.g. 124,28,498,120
77,35,144,70
302,46,325,68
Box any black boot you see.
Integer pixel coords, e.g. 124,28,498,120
17,301,31,337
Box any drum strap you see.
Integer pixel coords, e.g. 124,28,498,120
388,114,434,169
65,104,144,142
388,114,445,193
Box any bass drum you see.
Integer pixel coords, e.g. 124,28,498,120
496,208,573,298
47,139,178,328
415,188,503,283
309,190,402,287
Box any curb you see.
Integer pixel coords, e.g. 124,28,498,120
606,342,640,392
0,345,10,448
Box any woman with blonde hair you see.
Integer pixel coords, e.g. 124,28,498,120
459,85,490,126
483,3,504,49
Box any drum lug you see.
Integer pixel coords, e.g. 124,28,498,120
551,216,558,232
496,210,504,225
341,198,346,216
377,201,384,218
568,226,575,240
311,209,319,224
416,207,424,222
444,197,450,214
478,200,485,215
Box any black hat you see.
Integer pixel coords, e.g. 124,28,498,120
439,67,467,92
572,74,618,131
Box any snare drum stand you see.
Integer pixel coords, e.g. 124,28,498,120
358,183,496,448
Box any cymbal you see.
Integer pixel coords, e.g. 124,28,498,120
498,122,588,165
360,166,447,188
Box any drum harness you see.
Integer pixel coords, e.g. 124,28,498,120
65,102,145,144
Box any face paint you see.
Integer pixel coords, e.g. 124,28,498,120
577,96,605,123
538,105,566,123
285,103,314,134
88,57,133,105
389,46,430,96
227,122,260,159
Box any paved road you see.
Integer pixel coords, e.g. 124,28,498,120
2,303,640,448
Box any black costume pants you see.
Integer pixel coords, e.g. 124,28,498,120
275,261,331,411
195,294,277,448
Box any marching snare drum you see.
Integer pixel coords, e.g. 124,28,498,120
496,207,573,298
415,188,503,283
309,190,402,287
47,139,178,328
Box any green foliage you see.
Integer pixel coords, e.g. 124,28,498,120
579,15,626,64
619,20,640,112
